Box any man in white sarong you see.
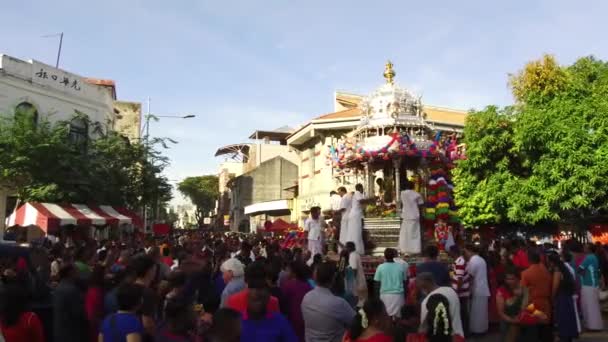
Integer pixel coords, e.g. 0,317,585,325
347,184,366,255
305,206,324,259
399,180,423,255
338,187,351,251
464,244,490,335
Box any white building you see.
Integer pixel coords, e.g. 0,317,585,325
0,54,141,236
0,54,117,131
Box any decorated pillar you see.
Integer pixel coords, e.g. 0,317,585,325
393,157,402,213
363,162,373,196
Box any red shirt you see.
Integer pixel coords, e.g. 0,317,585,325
0,312,45,342
343,332,393,342
85,287,104,342
512,249,529,269
161,256,174,267
225,289,280,314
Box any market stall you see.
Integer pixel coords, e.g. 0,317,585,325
6,202,142,241
327,62,463,255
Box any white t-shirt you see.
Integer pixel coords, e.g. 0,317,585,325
349,191,365,218
330,194,342,211
340,193,352,215
420,286,464,337
466,254,490,297
401,190,423,219
305,217,323,241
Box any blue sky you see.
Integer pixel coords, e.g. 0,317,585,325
2,0,608,202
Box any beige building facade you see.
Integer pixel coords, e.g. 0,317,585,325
215,128,300,231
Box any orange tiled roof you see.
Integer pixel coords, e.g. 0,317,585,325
424,106,468,126
84,78,117,99
84,78,116,87
315,107,361,120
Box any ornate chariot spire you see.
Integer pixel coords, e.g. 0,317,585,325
383,60,396,85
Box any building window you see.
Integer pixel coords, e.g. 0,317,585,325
69,117,88,152
14,102,38,126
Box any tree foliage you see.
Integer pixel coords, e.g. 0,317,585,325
0,110,171,210
455,55,608,228
177,175,219,225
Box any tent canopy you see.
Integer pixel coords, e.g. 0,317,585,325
265,218,296,232
7,202,142,233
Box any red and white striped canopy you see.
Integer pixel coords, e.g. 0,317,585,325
7,202,140,233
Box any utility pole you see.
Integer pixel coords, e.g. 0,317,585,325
143,97,151,234
140,98,194,235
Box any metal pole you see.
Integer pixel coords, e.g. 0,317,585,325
55,33,63,68
143,97,150,234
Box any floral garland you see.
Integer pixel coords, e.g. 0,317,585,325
432,302,450,336
327,131,463,174
327,132,442,171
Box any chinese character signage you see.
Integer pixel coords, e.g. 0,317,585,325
31,60,88,95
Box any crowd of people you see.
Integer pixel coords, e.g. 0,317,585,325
0,228,606,342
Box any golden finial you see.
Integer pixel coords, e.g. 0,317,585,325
384,60,396,84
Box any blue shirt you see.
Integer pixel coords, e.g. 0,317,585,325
100,312,144,342
579,254,600,288
416,261,451,287
241,313,297,342
221,277,246,307
104,288,118,316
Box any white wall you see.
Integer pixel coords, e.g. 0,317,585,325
0,55,114,131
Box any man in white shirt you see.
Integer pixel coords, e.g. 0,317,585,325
330,191,342,211
330,190,343,249
347,184,366,254
399,180,424,255
464,244,490,335
416,272,464,338
338,187,351,250
305,206,325,259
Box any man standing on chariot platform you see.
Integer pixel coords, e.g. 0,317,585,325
399,180,424,255
338,187,351,252
305,206,325,261
347,184,367,255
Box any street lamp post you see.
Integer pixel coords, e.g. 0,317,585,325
141,99,195,233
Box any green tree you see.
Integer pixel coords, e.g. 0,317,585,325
452,106,518,226
455,55,608,229
0,109,171,210
177,175,219,225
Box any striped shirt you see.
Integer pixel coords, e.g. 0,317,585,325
451,256,471,298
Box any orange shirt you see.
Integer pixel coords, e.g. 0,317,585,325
521,263,552,319
225,288,280,314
